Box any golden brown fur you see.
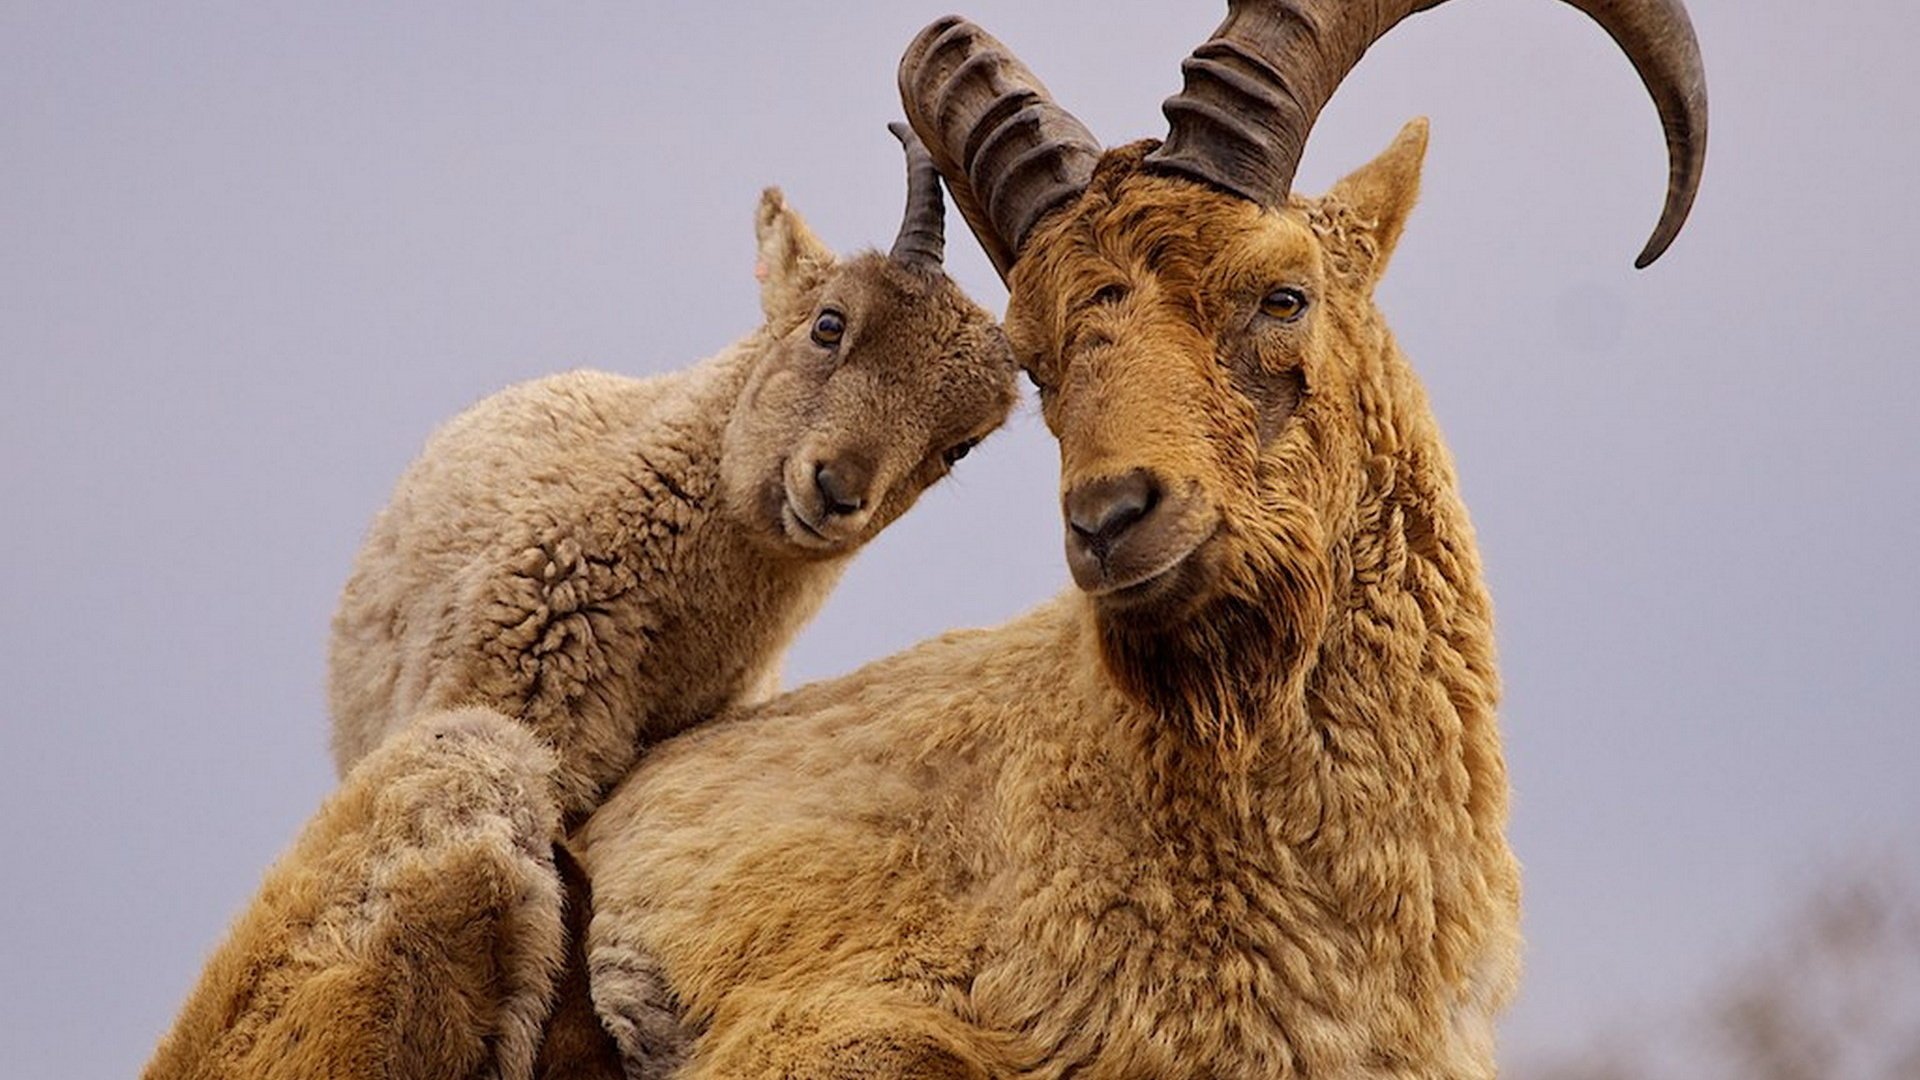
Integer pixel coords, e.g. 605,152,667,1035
329,188,1016,822
578,122,1520,1079
143,709,564,1080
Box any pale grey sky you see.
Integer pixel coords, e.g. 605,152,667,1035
2,2,1915,1076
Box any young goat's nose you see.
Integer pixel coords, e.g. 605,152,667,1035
1065,469,1160,559
813,459,871,518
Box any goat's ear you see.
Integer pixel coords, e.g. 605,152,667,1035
1325,118,1428,285
754,187,835,322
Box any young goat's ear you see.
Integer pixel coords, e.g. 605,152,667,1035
1325,118,1428,286
754,187,836,323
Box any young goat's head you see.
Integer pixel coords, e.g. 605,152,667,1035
722,126,1018,558
902,0,1706,717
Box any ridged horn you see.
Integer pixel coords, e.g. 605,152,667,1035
887,121,946,269
1143,0,1708,268
899,16,1102,281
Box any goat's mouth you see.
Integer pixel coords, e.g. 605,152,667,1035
772,463,868,556
778,498,849,553
1080,521,1224,617
1065,476,1221,604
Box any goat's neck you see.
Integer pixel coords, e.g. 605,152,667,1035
1089,422,1501,853
614,337,847,718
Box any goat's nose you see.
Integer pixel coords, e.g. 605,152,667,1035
1065,469,1159,557
813,459,872,518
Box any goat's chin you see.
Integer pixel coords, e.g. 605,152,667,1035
1087,528,1223,625
776,501,857,557
1092,531,1301,729
733,469,852,560
769,470,871,559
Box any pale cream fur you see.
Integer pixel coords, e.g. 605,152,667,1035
329,188,1016,822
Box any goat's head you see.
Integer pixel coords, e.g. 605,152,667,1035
902,0,1705,714
1003,129,1430,615
723,126,1018,557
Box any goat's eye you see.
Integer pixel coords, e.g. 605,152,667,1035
811,310,845,347
943,438,979,467
1259,287,1309,323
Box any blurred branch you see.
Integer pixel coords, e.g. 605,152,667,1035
1522,854,1920,1080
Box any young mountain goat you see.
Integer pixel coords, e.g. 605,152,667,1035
328,126,1017,823
143,130,1016,1080
577,2,1706,1078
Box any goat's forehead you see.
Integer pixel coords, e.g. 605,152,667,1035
835,252,939,297
815,256,1008,380
1028,177,1321,297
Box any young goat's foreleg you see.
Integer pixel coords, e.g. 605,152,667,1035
586,934,701,1080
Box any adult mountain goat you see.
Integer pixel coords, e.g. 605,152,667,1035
579,2,1707,1078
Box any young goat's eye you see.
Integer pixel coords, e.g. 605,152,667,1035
943,438,980,467
1259,287,1309,323
811,310,846,348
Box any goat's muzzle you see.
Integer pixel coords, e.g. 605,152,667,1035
1063,470,1217,604
780,452,876,553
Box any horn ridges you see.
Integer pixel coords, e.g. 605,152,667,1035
887,121,946,268
900,17,1101,280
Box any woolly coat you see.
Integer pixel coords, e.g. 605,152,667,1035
582,568,1512,1080
328,353,843,821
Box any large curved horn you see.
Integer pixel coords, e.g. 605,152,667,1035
1142,0,1707,268
899,16,1102,281
887,121,946,269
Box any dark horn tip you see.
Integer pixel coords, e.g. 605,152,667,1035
888,120,947,269
1634,192,1695,269
1635,86,1709,269
1635,234,1672,270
